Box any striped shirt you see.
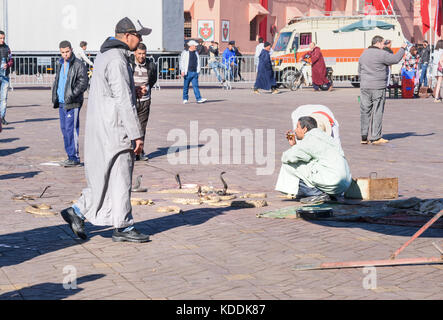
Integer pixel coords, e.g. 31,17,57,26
133,60,150,101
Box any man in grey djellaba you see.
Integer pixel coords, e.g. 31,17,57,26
60,17,152,243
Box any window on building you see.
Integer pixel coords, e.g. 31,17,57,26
250,17,257,41
299,33,312,49
184,12,192,38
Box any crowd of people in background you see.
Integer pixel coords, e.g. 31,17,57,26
185,38,245,84
388,37,443,102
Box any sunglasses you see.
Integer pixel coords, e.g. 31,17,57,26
128,32,142,40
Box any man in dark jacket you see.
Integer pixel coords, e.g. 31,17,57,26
129,42,157,161
418,40,430,88
253,42,278,94
52,40,88,167
0,30,13,125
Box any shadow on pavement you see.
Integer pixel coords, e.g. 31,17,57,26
147,144,204,160
0,137,20,143
104,206,246,239
383,132,435,141
0,146,29,157
0,199,440,269
0,206,242,269
0,170,40,180
9,117,58,125
7,104,41,109
0,274,105,300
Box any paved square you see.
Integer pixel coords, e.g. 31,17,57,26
0,85,442,300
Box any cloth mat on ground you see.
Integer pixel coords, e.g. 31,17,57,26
257,198,443,229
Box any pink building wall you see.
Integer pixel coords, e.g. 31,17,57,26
185,0,442,54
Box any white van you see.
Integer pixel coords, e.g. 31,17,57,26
271,15,407,87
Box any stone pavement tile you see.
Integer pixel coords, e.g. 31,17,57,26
138,281,194,299
207,285,268,300
286,289,333,300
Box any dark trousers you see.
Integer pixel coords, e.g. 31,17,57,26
136,99,151,153
313,82,331,91
296,180,325,197
59,104,80,161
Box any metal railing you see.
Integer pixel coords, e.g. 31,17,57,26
7,54,379,89
156,55,259,89
9,55,59,87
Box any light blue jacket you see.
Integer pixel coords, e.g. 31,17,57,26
222,48,237,68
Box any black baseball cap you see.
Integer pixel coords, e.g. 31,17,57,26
115,17,152,36
228,41,235,45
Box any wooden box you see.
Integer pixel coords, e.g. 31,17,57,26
345,176,398,200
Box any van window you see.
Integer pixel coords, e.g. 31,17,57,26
273,32,292,51
299,33,312,49
291,35,299,52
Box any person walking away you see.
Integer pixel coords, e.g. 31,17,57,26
306,42,332,91
130,42,157,161
180,40,207,104
358,35,406,145
432,40,443,102
76,41,94,68
254,38,264,71
60,17,152,243
52,41,88,167
234,46,244,81
208,41,225,84
253,42,278,94
222,41,238,82
418,40,430,90
0,30,13,125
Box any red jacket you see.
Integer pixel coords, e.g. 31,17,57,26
309,47,329,85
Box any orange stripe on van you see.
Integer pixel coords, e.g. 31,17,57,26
273,47,402,64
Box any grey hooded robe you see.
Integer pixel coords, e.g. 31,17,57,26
75,38,143,228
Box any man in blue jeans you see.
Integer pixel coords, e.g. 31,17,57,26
418,40,430,88
0,30,13,125
180,40,207,104
52,41,88,167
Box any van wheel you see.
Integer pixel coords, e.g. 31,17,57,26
282,69,297,89
351,82,360,88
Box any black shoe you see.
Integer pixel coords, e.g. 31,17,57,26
62,159,81,167
139,153,149,161
1,118,8,125
135,155,141,161
60,207,87,240
112,228,150,243
300,194,331,205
